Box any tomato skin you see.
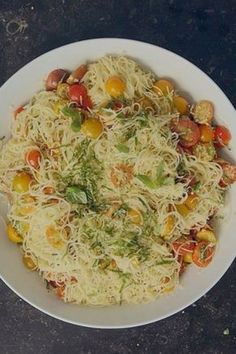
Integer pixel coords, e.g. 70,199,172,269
25,150,41,169
172,238,195,256
214,125,231,147
172,117,200,148
14,106,24,118
67,64,88,84
68,84,92,109
192,241,214,267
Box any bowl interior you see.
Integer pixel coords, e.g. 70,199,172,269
0,38,235,328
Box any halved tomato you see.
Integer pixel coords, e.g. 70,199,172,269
172,117,200,148
192,241,214,267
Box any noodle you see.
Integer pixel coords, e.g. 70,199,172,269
0,56,226,306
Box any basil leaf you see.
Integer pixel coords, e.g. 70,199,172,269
136,175,157,189
62,106,82,132
65,186,88,204
115,144,129,153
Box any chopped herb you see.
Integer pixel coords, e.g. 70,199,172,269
115,144,129,153
65,185,88,204
0,136,5,141
136,174,157,189
156,260,174,265
192,181,201,191
62,106,82,132
136,161,166,189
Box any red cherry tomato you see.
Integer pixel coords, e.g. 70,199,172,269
172,117,200,148
214,125,231,147
68,84,92,109
25,150,42,169
68,84,88,102
192,241,214,267
172,238,195,256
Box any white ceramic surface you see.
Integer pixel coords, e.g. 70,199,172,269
0,38,235,329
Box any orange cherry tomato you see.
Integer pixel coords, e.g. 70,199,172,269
14,106,24,119
173,96,189,115
172,117,200,148
25,150,42,169
172,238,195,256
105,76,126,98
199,124,214,143
67,64,88,84
192,241,214,267
214,125,231,147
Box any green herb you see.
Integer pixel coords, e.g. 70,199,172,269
136,161,166,189
0,136,5,141
62,106,82,132
115,144,129,153
156,260,174,265
192,181,201,191
155,161,165,186
136,174,157,189
65,185,88,204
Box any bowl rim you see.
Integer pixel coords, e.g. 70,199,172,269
0,37,235,329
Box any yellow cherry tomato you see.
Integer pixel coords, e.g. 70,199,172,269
7,224,22,243
175,204,190,217
12,172,32,193
153,79,174,96
105,76,126,98
183,252,193,263
173,96,189,114
46,225,65,249
196,228,216,243
127,209,142,225
23,255,37,270
185,193,198,210
162,215,175,238
81,118,103,139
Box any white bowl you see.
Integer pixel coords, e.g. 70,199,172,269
0,38,235,329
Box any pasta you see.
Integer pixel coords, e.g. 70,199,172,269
0,55,235,306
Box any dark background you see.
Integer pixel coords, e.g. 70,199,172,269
0,1,235,353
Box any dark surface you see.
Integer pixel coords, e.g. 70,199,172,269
0,1,236,353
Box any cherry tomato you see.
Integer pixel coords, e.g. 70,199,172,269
153,79,174,96
216,159,236,186
105,76,126,98
68,84,92,109
81,118,103,138
46,69,68,91
172,117,200,148
192,241,214,267
199,124,214,143
172,238,195,256
12,172,32,193
214,125,231,147
67,64,88,84
14,106,24,119
25,149,41,169
173,96,189,115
